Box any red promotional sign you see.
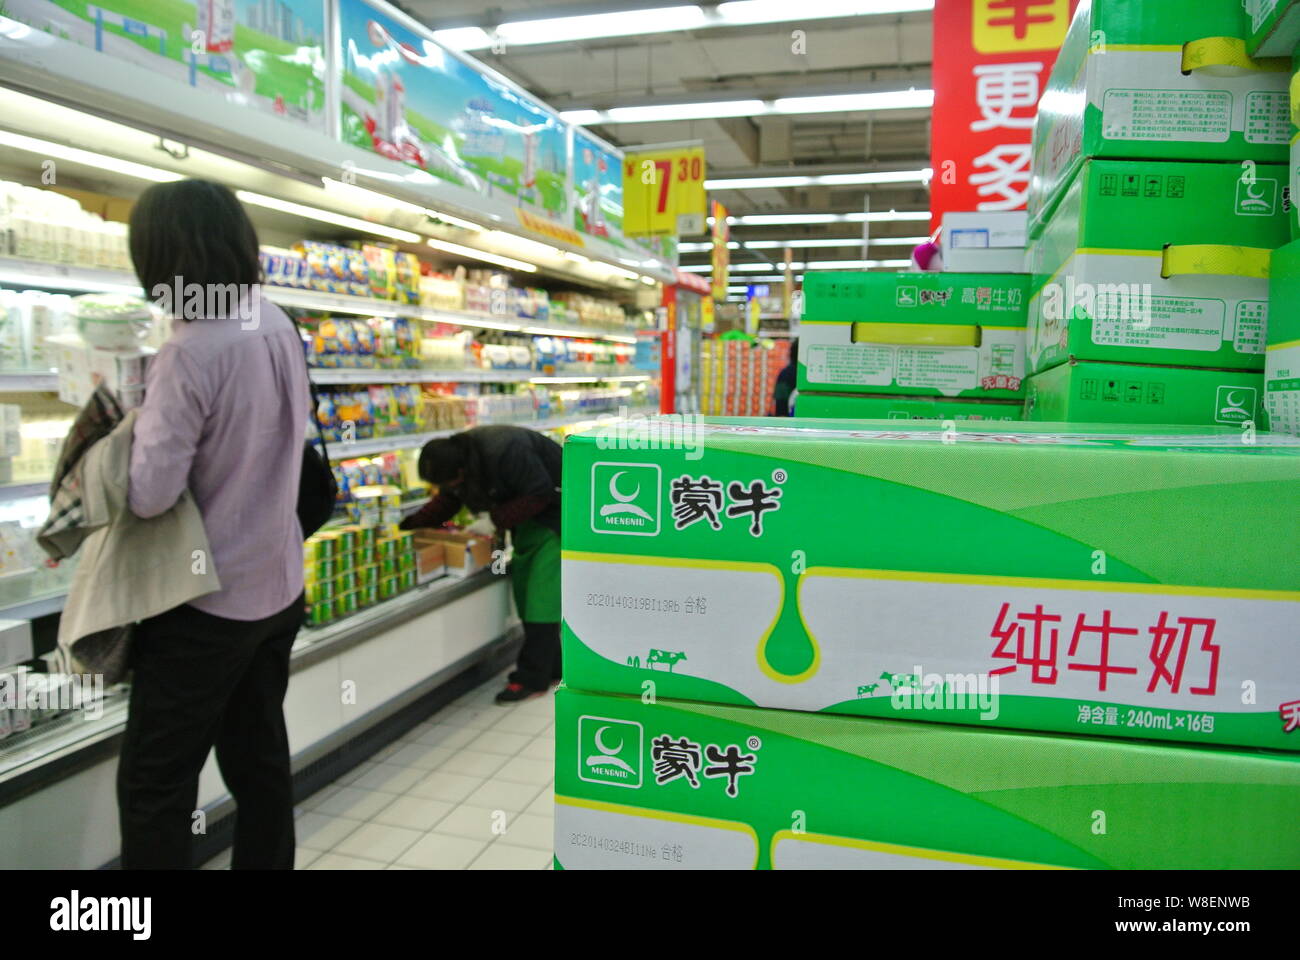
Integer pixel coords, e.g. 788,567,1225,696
929,0,1079,233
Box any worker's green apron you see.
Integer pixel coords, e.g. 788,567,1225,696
511,518,561,623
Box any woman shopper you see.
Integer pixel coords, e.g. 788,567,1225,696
400,425,562,703
118,179,309,869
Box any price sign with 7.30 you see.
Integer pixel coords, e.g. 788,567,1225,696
623,146,707,238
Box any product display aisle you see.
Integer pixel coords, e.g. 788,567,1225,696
202,668,556,871
1,0,1298,906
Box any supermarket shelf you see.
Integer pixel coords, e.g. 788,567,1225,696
0,259,642,343
327,431,448,458
309,368,535,386
0,482,49,502
0,372,58,393
0,569,507,794
0,589,67,621
326,408,654,458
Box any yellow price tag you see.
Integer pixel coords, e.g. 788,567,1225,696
623,146,707,237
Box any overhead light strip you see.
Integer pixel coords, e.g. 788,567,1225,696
236,191,422,242
425,237,538,273
705,168,931,190
562,89,932,125
0,130,184,182
434,0,933,50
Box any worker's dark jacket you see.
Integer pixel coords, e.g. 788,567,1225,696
400,425,562,535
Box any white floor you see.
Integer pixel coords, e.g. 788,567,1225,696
202,670,555,870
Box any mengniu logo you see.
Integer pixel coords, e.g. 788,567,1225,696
1215,385,1257,423
578,716,643,788
591,462,661,536
1235,177,1278,216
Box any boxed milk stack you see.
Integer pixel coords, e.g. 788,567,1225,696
796,271,1027,421
1023,0,1291,427
941,211,1027,274
556,417,1300,869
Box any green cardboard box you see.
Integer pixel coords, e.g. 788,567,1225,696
1030,0,1290,231
1027,158,1286,375
799,272,1028,400
1266,239,1300,435
552,687,1300,870
562,418,1300,750
1246,0,1300,56
797,391,1023,421
1024,361,1265,427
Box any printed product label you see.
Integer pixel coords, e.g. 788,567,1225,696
1091,298,1225,351
895,348,979,391
804,344,893,387
1245,91,1290,144
1233,301,1268,354
1266,342,1300,434
1249,0,1280,31
555,799,759,870
563,557,1300,735
1102,89,1231,143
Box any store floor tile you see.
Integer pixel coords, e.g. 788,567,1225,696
200,670,556,870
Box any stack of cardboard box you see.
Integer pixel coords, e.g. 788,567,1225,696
555,418,1300,869
1255,1,1300,435
795,271,1028,421
1023,0,1291,427
699,339,788,416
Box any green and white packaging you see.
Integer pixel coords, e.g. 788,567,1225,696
1024,361,1265,426
1245,0,1300,57
553,687,1300,870
1266,239,1300,435
562,418,1300,751
798,272,1028,400
1027,158,1287,375
797,391,1023,421
1030,0,1290,231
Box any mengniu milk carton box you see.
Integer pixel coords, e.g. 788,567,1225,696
1029,0,1291,231
552,687,1300,870
1265,238,1300,435
1246,0,1300,57
562,417,1300,751
1026,158,1287,376
1024,361,1266,427
797,391,1024,421
798,272,1028,400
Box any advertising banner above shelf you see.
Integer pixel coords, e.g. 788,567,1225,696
338,0,568,218
4,0,328,129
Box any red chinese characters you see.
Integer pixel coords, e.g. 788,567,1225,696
989,603,1222,695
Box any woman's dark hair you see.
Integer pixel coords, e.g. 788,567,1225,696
128,179,262,316
419,433,490,511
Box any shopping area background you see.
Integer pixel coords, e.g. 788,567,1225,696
0,0,1298,871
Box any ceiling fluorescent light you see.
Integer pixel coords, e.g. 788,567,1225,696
559,109,605,125
607,100,765,123
426,237,537,272
771,89,934,114
236,191,421,241
435,1,930,49
0,130,183,182
732,211,930,225
706,168,930,190
715,0,933,24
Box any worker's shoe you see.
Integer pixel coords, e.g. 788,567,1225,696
495,682,546,704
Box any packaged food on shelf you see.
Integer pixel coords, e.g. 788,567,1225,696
50,333,154,411
420,273,465,311
414,529,491,577
0,181,131,270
